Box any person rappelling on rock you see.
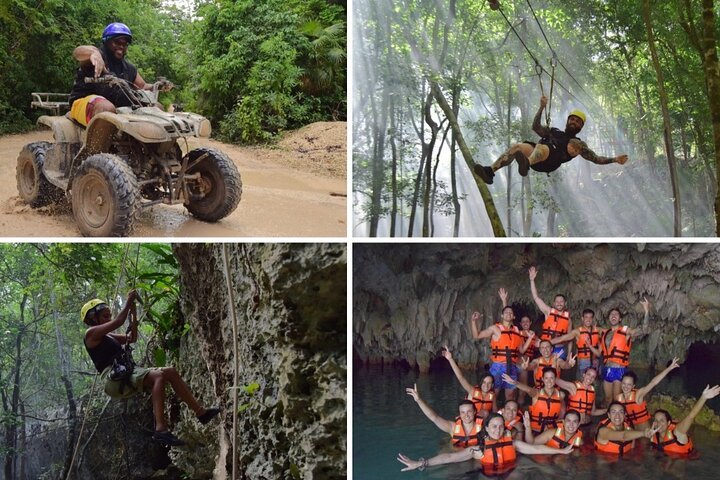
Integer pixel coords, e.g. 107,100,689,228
599,298,652,408
81,290,220,447
472,96,628,184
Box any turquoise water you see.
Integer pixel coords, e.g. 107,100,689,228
353,364,720,479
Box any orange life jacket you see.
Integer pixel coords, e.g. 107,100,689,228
617,389,651,426
490,323,522,363
601,325,632,367
651,423,694,455
594,418,634,456
520,330,538,359
534,356,560,386
528,388,563,433
451,416,484,447
576,326,600,360
468,388,494,413
567,381,595,415
546,421,583,448
480,433,517,466
540,308,570,341
498,409,523,431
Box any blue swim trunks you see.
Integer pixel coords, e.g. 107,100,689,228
603,366,626,383
490,362,519,390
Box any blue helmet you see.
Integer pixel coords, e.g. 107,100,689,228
102,22,133,44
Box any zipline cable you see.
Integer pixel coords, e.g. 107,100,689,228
524,0,606,114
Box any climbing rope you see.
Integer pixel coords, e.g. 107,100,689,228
221,244,240,480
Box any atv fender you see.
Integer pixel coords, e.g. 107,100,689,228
37,115,83,144
85,112,175,154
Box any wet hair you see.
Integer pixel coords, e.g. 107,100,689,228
654,409,672,423
582,308,595,317
501,306,514,316
564,410,581,422
504,400,518,410
607,401,626,413
622,371,638,384
609,308,622,316
539,339,553,349
554,294,567,302
458,399,477,411
541,366,557,377
481,374,495,386
582,366,598,376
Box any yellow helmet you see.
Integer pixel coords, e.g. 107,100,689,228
81,299,108,324
568,110,586,124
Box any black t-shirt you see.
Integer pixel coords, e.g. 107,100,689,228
84,334,122,372
531,128,580,173
68,44,138,108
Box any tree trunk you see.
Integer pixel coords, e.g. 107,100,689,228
422,93,440,237
698,0,720,235
389,97,398,237
643,0,682,236
429,81,506,236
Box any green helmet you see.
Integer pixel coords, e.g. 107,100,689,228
81,299,108,324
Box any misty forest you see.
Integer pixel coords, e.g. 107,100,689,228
352,0,720,237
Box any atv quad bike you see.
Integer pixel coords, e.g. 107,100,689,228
17,75,242,236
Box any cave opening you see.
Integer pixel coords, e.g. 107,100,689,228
684,340,720,413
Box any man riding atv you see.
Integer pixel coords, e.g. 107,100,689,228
16,22,242,237
69,22,170,126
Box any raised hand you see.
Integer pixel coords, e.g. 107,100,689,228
644,423,661,438
520,356,530,370
667,357,680,371
441,345,452,361
406,383,420,402
471,311,482,323
567,353,577,368
640,296,651,313
499,288,508,304
397,453,422,472
528,266,538,281
702,384,720,400
502,373,517,386
539,96,548,108
616,154,629,165
523,410,531,430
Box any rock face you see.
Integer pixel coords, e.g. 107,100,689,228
353,243,720,372
172,243,347,479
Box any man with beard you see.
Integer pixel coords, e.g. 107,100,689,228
473,96,628,184
68,22,171,126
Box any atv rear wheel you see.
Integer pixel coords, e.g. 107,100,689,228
71,153,139,237
16,142,62,207
183,147,242,222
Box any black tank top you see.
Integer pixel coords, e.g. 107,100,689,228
68,45,138,108
533,128,580,173
84,334,122,372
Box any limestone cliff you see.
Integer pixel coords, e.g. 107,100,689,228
172,243,347,479
353,243,720,372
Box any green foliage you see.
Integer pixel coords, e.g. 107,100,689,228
229,381,261,413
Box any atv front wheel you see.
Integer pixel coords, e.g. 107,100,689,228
71,153,139,237
16,142,62,207
183,147,242,222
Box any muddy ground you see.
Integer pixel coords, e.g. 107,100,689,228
0,121,346,237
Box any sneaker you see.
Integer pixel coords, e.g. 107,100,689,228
514,151,530,176
473,164,495,184
152,430,186,447
197,407,221,425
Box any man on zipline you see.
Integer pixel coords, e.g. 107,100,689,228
473,96,628,184
81,291,220,446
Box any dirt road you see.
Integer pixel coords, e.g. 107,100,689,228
0,122,346,237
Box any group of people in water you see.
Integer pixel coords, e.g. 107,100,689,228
397,267,720,472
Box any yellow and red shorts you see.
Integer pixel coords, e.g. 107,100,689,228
69,95,106,126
